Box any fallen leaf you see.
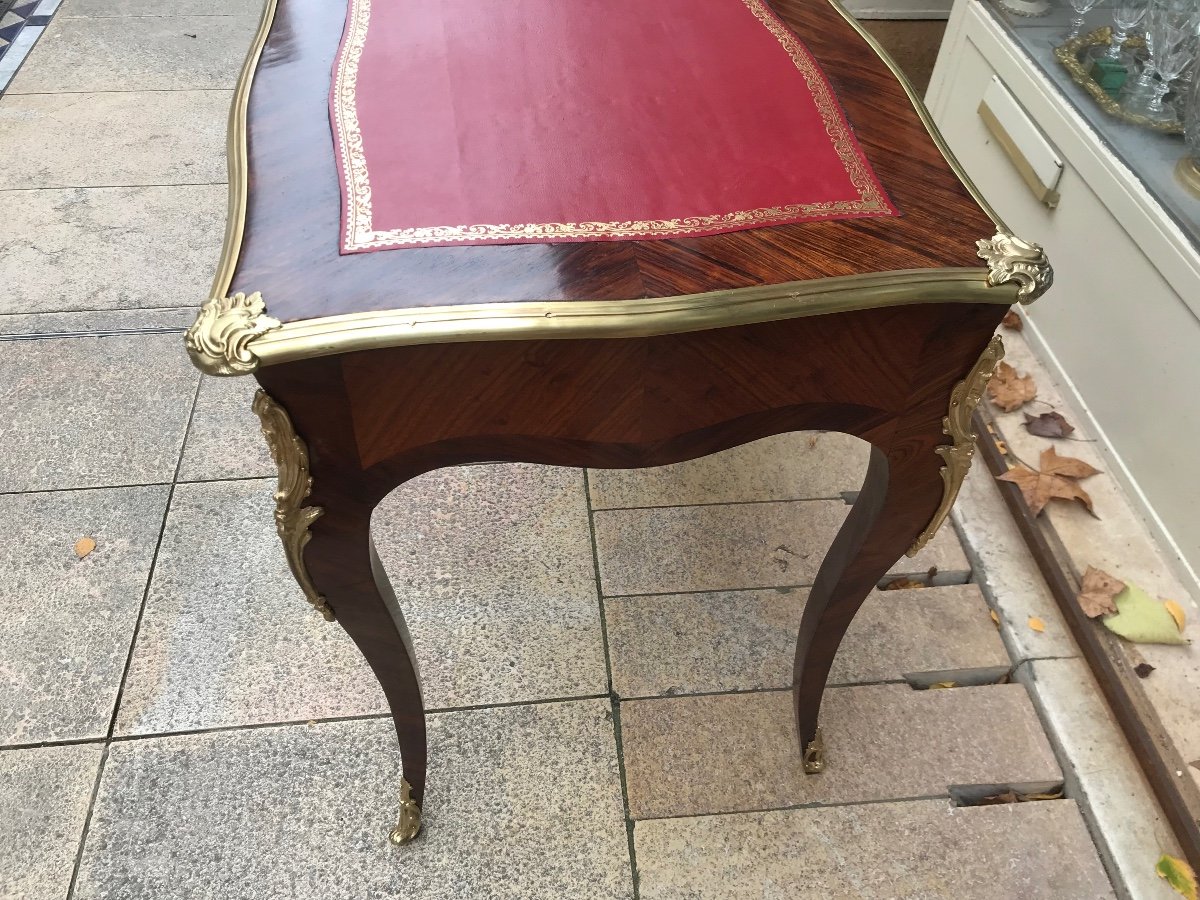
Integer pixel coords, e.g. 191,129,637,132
1001,309,1024,331
1156,854,1198,900
996,447,1100,516
928,681,957,689
883,578,924,591
987,361,1037,411
74,537,96,559
1029,616,1046,632
1023,410,1075,438
1076,566,1125,618
1134,663,1156,678
1102,584,1189,645
990,609,1001,627
979,787,1063,804
1165,600,1187,632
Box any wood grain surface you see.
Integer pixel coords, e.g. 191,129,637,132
231,0,995,324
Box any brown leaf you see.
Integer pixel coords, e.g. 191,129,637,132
74,537,96,559
1023,411,1075,438
979,790,1020,805
1001,309,1024,331
996,448,1099,516
1040,446,1101,480
883,578,924,591
1134,663,1156,678
1029,616,1046,632
990,609,1001,627
987,361,1037,412
928,681,957,689
1076,566,1125,618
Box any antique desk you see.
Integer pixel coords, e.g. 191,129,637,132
185,0,1051,844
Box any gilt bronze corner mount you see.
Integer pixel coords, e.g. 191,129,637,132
908,335,1005,557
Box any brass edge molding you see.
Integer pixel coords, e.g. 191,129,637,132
252,389,334,622
208,0,278,305
976,232,1054,303
249,268,1016,367
185,292,281,375
388,778,423,845
823,0,1009,234
907,335,1005,557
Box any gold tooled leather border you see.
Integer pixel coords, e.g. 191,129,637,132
331,0,895,252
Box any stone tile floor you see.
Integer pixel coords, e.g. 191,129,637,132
0,4,1128,899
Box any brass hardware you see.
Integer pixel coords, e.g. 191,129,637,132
245,269,1016,368
388,778,423,845
185,292,281,375
1176,157,1200,199
976,232,1053,303
1054,28,1183,135
907,336,1005,556
803,728,826,774
977,102,1060,209
252,390,333,621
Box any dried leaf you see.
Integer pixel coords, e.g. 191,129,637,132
979,790,1020,805
990,609,1001,627
1076,566,1125,618
928,681,957,690
1029,616,1046,633
987,361,1037,412
74,537,96,559
1165,599,1187,632
1156,854,1198,900
1102,584,1188,646
1023,411,1075,439
996,447,1099,516
1040,446,1101,480
1134,663,1156,678
883,578,924,591
1001,309,1024,331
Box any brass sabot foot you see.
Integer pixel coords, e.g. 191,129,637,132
388,778,423,845
802,728,826,774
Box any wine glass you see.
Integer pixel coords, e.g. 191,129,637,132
1103,0,1149,61
1137,0,1198,123
1063,0,1104,43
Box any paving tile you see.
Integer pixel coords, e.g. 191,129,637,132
0,185,224,314
594,499,970,598
620,683,1061,819
61,0,251,14
635,797,1114,899
587,430,869,509
0,486,167,744
953,464,1078,661
373,464,608,707
114,479,384,736
76,702,633,900
7,15,259,93
0,330,199,492
605,584,1009,698
1021,658,1185,900
0,306,194,334
888,524,972,585
0,744,104,900
0,91,228,189
593,499,848,596
177,375,274,482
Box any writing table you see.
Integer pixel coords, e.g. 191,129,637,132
185,0,1052,843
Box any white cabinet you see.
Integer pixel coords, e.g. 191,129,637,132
928,0,1200,588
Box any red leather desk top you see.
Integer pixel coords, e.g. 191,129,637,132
330,0,896,252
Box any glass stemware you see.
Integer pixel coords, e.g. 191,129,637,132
1063,0,1104,43
1179,45,1200,195
1104,0,1149,61
1139,0,1198,122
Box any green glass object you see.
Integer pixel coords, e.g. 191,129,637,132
1088,55,1130,96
